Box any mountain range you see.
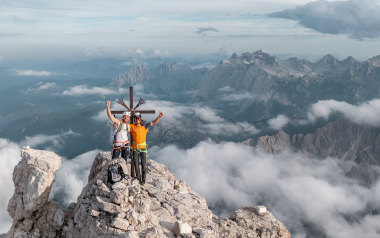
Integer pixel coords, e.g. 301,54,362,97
246,118,380,186
113,50,380,123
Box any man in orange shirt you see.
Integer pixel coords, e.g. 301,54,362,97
130,111,163,185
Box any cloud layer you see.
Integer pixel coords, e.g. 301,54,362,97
195,27,219,35
268,114,290,130
0,139,21,233
50,150,100,206
3,0,380,61
20,130,79,151
12,69,54,76
62,85,127,96
308,99,380,127
22,82,57,94
151,140,380,238
268,0,380,39
266,99,380,130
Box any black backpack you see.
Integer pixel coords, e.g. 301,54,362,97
107,162,126,184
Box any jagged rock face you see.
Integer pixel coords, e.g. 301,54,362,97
112,62,202,98
249,130,291,154
70,153,290,237
253,118,380,185
110,51,380,123
4,149,291,238
6,147,63,238
294,119,380,185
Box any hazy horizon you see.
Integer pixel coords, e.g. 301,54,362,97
1,0,380,62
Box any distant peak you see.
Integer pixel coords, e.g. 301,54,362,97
316,54,339,66
368,55,380,67
321,54,336,62
227,50,280,66
342,56,359,65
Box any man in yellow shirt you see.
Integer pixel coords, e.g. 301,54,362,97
130,111,163,185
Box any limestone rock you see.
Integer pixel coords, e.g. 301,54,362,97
173,221,192,236
255,130,291,154
5,149,290,238
228,207,290,238
253,118,380,186
6,148,62,238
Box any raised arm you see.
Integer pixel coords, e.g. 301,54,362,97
150,111,163,126
106,100,119,124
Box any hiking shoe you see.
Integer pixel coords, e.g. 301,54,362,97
139,181,145,186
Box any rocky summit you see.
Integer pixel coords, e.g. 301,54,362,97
2,147,290,238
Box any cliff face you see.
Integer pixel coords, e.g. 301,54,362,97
250,119,380,186
5,148,64,238
3,148,290,238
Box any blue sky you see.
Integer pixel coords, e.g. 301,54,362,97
1,0,380,61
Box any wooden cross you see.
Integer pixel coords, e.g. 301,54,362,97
111,86,155,177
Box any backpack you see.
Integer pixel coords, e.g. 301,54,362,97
107,162,126,184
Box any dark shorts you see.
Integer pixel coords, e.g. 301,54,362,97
112,146,130,161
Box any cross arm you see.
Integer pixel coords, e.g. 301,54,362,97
110,110,126,114
111,110,155,114
135,110,156,114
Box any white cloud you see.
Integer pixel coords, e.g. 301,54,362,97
121,61,133,66
195,27,219,35
193,107,259,135
12,69,53,77
223,91,258,102
37,82,56,90
151,140,380,238
62,85,127,96
23,82,57,94
0,139,21,233
308,99,380,127
190,62,216,69
20,130,79,151
218,87,259,102
92,110,109,122
268,114,290,130
50,149,100,206
268,0,380,39
201,121,259,136
83,47,172,58
194,107,224,122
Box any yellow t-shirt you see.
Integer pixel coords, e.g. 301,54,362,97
129,122,151,149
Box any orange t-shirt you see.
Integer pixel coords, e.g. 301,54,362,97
129,122,151,149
